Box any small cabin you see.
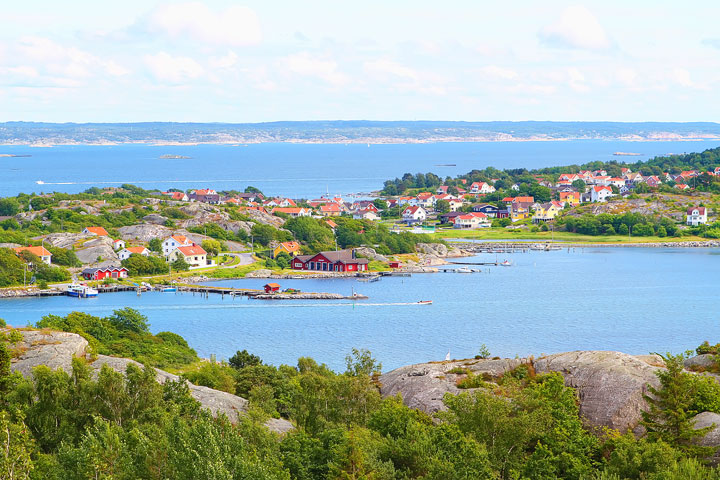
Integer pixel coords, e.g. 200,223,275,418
389,261,402,269
264,283,281,293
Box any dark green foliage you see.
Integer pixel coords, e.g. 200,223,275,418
334,218,437,254
641,353,715,456
229,350,263,370
0,198,21,216
171,257,190,271
283,217,334,252
35,309,197,369
251,223,291,246
121,253,169,276
148,238,162,252
46,247,81,267
0,247,26,287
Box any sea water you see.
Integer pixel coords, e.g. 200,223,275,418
2,247,718,371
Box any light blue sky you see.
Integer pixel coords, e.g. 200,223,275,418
1,1,719,122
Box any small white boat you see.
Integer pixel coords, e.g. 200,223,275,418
500,260,511,266
417,300,433,305
455,267,473,273
66,284,98,298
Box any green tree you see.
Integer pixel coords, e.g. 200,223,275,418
641,353,714,456
229,350,263,370
201,239,221,257
0,198,21,216
148,238,162,253
435,199,450,214
171,258,190,272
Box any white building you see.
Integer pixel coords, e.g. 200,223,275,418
687,207,708,226
113,239,126,251
590,186,614,203
167,244,207,267
118,246,150,261
402,206,427,223
162,234,193,256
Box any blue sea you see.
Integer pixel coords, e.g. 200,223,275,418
2,247,719,371
1,140,718,199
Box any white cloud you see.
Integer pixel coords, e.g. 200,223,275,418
209,51,239,70
567,67,589,92
479,65,518,80
363,59,418,81
539,6,611,50
281,52,348,86
146,2,261,47
144,52,204,84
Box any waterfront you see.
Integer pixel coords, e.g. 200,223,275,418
2,246,719,371
2,140,718,198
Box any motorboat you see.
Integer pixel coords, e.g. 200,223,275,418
455,267,473,273
66,284,98,298
500,260,512,266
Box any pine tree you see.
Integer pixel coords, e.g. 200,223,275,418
641,353,714,456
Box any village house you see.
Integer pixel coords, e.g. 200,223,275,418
472,203,500,217
163,191,189,202
416,192,435,209
14,246,52,265
118,246,150,261
81,266,128,280
273,241,301,258
645,176,662,188
319,203,342,216
162,234,193,256
167,244,208,268
675,184,690,191
686,206,708,226
468,181,496,195
559,191,580,206
438,211,464,224
112,239,126,251
291,249,369,272
591,186,614,203
189,189,220,204
264,198,297,208
351,201,378,212
533,202,563,222
83,226,109,236
454,212,490,229
271,207,311,218
402,205,427,224
353,209,380,221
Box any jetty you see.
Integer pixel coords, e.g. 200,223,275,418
176,285,367,300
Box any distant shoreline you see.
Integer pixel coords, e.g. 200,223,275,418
1,135,720,147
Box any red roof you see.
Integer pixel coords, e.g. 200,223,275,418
126,246,148,254
278,241,301,252
320,204,341,212
14,246,51,257
593,186,612,192
687,207,706,215
177,245,207,256
171,235,189,244
84,226,108,236
325,219,338,228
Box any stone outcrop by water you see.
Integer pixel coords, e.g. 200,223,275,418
9,329,292,434
381,351,664,435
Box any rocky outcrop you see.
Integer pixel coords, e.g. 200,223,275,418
380,358,526,414
143,213,168,225
244,208,285,228
118,224,174,242
44,232,93,250
416,243,467,258
74,236,118,264
534,351,661,433
355,247,389,263
685,354,717,370
9,329,292,434
693,412,720,464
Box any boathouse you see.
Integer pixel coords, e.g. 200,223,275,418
264,283,281,293
291,249,369,272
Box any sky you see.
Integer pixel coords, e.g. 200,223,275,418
1,0,719,123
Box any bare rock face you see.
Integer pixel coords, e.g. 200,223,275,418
245,269,272,278
10,330,293,434
685,354,716,370
534,351,661,433
380,358,526,415
416,243,450,257
44,232,94,250
693,412,720,464
11,330,89,377
118,224,174,242
74,236,118,264
355,247,389,263
244,209,285,228
143,213,168,225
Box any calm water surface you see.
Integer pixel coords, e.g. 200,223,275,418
1,247,718,371
1,140,718,198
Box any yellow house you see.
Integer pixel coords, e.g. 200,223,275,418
273,241,301,258
559,191,580,206
533,202,562,223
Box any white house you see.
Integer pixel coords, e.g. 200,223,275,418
590,186,614,203
687,207,708,226
113,239,126,251
402,205,427,223
453,213,489,229
167,244,207,268
162,234,193,256
352,209,380,221
14,246,52,265
118,246,150,261
469,182,495,194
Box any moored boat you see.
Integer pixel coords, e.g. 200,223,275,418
66,284,98,298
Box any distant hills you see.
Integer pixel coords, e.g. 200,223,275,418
1,121,720,145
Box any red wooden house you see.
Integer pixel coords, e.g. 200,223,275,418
81,266,129,280
263,283,281,293
291,249,369,272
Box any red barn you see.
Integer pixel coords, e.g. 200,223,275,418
291,249,369,272
81,266,129,280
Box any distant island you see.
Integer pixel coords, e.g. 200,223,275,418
1,121,720,145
